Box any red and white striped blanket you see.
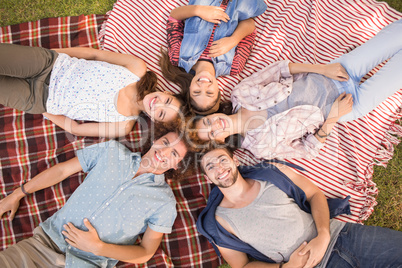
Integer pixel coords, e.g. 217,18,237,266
0,1,401,267
100,0,402,265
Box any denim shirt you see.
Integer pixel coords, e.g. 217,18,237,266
40,141,177,268
179,0,267,77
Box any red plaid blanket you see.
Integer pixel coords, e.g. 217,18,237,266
0,13,219,268
1,1,402,268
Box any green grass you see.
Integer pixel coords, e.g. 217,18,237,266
0,1,401,267
0,0,115,26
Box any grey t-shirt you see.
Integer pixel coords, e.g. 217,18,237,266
267,73,339,119
216,180,345,266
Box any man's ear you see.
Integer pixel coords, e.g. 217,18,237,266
233,155,240,167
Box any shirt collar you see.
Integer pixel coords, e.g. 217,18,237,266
130,152,166,184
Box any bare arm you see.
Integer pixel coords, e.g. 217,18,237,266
313,92,353,143
272,164,331,268
209,18,256,57
219,243,309,268
44,113,135,138
52,47,147,77
0,157,82,220
170,5,229,23
288,62,349,82
63,221,164,263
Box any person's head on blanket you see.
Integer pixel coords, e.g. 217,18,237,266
0,131,190,267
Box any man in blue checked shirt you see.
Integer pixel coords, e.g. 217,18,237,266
0,131,188,268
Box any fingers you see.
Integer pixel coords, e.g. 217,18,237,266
298,243,311,256
303,257,316,268
337,92,346,100
9,209,16,221
210,7,229,23
296,241,308,253
83,218,94,230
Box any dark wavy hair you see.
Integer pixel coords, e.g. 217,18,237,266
136,70,159,101
134,115,201,181
159,47,222,115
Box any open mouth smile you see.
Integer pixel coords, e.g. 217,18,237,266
154,151,164,163
198,77,212,83
218,170,230,180
149,97,157,110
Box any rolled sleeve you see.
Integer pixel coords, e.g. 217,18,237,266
148,201,177,234
76,141,116,172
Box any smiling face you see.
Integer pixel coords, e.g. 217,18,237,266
142,92,182,122
189,71,220,112
201,148,239,188
142,132,188,174
196,113,233,142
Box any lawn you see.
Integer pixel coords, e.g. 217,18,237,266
0,0,401,265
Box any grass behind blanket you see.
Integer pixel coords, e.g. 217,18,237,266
0,0,401,265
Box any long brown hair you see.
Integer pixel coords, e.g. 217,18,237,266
159,48,193,96
136,70,158,101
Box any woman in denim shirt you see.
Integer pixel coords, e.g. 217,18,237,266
160,0,267,115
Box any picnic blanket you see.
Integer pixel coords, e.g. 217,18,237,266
0,1,401,268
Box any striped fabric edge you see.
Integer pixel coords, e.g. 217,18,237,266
100,0,402,267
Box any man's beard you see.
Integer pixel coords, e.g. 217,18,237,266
218,167,239,188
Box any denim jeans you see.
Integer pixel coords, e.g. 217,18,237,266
331,19,402,122
326,223,402,268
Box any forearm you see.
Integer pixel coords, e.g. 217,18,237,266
230,18,255,43
309,192,331,240
170,5,199,20
51,47,98,60
95,242,154,264
45,113,133,138
314,117,337,143
288,62,325,75
244,261,281,268
18,158,82,196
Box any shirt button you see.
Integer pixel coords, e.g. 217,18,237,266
120,187,124,191
288,91,290,94
106,202,109,206
257,97,260,99
92,217,95,220
274,101,277,103
258,107,261,110
286,85,290,88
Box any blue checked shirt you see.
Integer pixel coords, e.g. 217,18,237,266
40,140,177,267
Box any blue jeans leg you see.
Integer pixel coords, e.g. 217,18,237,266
330,19,402,122
326,223,402,268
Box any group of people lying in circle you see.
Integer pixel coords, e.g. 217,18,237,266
0,0,402,267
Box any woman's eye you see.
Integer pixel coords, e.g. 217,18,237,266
165,98,170,104
159,111,163,118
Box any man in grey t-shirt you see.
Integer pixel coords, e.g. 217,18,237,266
197,147,402,268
